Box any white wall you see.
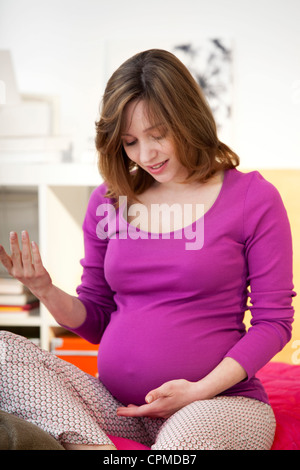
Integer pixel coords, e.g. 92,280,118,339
0,0,299,168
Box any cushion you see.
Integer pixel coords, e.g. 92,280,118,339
0,410,64,450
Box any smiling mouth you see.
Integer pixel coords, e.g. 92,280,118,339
149,160,168,170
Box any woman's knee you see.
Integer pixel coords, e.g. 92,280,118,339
152,397,276,450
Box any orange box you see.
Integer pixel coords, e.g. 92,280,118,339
51,335,99,377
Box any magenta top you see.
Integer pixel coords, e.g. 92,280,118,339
63,169,295,406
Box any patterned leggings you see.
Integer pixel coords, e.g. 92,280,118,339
0,331,276,450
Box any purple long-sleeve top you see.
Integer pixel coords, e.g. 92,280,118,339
63,169,295,406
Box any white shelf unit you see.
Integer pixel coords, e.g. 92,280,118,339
0,162,102,350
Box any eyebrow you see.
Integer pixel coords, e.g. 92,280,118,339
121,123,164,137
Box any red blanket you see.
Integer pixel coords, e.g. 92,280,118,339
257,362,300,450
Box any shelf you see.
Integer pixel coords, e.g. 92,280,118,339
0,161,103,187
0,313,41,327
0,162,103,350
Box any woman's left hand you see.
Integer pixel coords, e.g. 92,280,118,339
116,379,199,419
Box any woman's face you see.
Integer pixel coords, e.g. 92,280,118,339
121,100,188,185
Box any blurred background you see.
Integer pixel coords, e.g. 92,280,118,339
0,0,299,167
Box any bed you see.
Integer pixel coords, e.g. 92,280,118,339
108,362,300,451
1,362,299,450
256,362,300,450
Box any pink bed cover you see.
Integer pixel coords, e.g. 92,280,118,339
257,362,300,450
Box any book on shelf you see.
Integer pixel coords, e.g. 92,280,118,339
0,277,39,315
0,300,39,311
0,276,31,295
0,291,38,306
0,300,39,316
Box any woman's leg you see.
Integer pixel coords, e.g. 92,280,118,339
2,331,276,450
151,396,276,450
0,330,151,449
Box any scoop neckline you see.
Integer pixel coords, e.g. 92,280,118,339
119,169,229,237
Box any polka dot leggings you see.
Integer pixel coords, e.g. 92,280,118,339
0,331,276,450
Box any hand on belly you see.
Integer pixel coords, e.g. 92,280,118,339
116,378,199,419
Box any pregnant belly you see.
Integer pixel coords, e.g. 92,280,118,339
97,310,239,405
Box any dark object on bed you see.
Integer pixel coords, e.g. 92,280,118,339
0,410,64,450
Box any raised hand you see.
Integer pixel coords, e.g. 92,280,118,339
0,230,52,299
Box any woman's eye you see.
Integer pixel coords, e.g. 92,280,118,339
152,134,165,141
124,140,136,147
152,128,167,141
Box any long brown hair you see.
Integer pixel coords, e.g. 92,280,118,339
95,49,239,203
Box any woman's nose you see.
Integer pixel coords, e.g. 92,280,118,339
139,143,157,166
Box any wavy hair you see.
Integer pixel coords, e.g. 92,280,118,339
95,49,239,203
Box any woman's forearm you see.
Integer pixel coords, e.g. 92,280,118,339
38,284,87,329
193,357,247,400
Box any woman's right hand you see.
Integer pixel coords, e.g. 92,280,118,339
0,230,53,299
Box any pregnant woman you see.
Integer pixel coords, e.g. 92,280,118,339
0,49,295,450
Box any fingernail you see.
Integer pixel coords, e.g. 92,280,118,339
22,230,27,239
146,395,153,404
10,231,16,239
